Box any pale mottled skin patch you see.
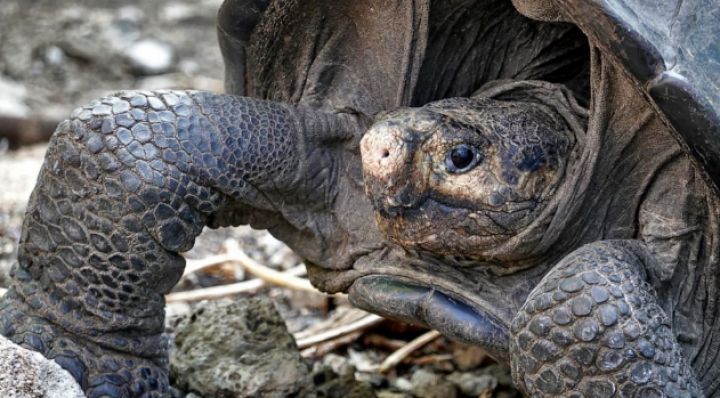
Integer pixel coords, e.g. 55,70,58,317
361,96,574,259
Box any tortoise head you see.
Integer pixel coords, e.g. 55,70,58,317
361,96,575,262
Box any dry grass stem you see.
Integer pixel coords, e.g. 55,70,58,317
181,253,239,279
295,313,384,349
300,330,364,358
166,265,306,302
363,334,408,351
221,240,318,292
410,353,454,365
379,330,442,373
294,307,372,340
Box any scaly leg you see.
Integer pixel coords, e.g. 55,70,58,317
510,240,703,397
0,90,357,397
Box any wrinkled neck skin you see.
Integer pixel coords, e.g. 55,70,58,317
233,0,588,270
308,51,695,364
235,0,703,364
361,82,587,267
348,82,588,354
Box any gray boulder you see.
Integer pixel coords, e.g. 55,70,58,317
169,297,312,397
0,334,84,398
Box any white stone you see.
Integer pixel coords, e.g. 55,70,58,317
0,79,29,118
0,334,84,398
124,38,175,75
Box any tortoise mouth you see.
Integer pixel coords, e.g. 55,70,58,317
372,196,536,257
347,274,510,362
374,193,540,219
305,249,521,362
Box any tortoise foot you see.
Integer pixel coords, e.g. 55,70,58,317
0,290,169,397
510,240,704,397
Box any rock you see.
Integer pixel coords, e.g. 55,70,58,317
42,45,65,67
312,366,377,398
376,390,412,398
410,369,458,398
0,334,84,397
170,297,312,397
355,371,388,389
480,364,514,388
323,353,356,377
124,38,175,75
447,371,498,396
165,301,191,327
348,348,382,372
393,377,413,392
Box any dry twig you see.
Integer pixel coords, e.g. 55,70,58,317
169,239,327,302
294,307,370,340
379,330,442,373
410,353,454,366
295,308,380,356
166,265,307,302
221,240,318,292
300,330,364,358
181,253,241,279
295,313,384,349
363,333,408,351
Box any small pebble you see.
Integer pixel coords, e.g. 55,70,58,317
411,369,458,398
377,391,412,398
323,353,355,377
394,377,413,392
43,45,65,66
124,38,175,75
348,348,382,373
355,372,388,388
448,372,498,396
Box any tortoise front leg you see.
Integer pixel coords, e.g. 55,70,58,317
0,90,356,397
510,240,703,397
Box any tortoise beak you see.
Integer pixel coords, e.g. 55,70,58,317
349,274,510,362
360,122,428,215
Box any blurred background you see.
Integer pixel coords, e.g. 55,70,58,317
0,0,225,150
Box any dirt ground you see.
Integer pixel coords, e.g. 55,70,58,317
0,1,519,397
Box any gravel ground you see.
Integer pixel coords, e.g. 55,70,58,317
0,0,224,117
0,1,520,397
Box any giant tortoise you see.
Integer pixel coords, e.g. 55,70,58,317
1,0,719,396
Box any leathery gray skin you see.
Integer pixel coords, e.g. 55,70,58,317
0,90,364,397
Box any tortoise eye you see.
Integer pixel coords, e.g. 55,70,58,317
445,144,482,173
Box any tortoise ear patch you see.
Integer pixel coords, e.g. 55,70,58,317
516,146,547,172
